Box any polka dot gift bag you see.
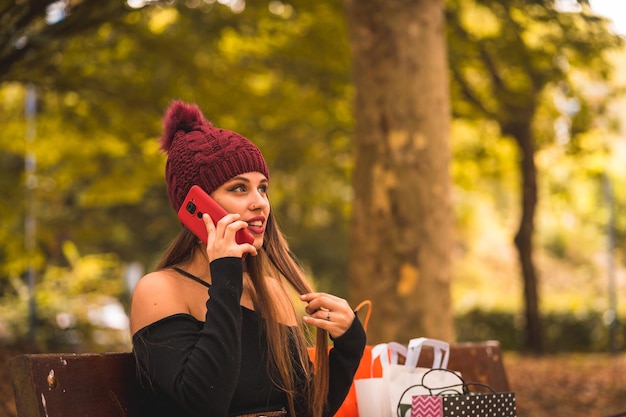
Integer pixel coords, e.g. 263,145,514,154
410,385,517,417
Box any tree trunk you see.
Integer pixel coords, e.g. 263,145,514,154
505,120,544,354
343,0,455,344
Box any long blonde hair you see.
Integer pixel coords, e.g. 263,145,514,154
157,212,329,417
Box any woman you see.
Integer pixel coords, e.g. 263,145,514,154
130,100,366,417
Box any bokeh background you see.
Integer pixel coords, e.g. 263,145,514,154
1,1,626,416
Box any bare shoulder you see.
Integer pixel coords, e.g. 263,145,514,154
130,270,189,334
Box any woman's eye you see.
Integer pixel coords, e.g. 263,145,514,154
231,185,246,192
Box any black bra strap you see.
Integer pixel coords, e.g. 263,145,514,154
172,267,211,288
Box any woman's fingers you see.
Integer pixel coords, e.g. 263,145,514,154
202,213,256,260
301,292,355,338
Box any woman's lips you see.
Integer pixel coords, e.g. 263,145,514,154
246,216,265,234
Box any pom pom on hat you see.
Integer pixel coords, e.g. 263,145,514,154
160,101,208,152
160,100,269,211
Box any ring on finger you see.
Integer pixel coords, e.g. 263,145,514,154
326,311,331,321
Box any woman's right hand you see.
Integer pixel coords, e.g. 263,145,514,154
203,213,257,261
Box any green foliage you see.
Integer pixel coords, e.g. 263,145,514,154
0,241,130,351
456,308,625,352
447,0,622,129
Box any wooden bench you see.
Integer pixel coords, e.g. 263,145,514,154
8,340,510,417
9,352,149,417
414,340,510,393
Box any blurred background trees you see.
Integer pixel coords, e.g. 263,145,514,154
447,0,623,353
0,0,624,353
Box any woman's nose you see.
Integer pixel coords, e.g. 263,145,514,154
249,193,267,210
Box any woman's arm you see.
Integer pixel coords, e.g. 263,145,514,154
133,257,244,417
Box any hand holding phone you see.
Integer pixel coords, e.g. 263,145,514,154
177,185,255,249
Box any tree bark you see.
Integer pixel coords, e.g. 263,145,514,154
505,120,544,354
343,0,455,343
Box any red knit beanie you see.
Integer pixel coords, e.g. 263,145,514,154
160,100,269,211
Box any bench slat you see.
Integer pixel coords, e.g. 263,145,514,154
9,341,509,417
9,352,147,417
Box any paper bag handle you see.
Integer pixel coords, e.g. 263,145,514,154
369,342,408,376
405,337,450,369
354,299,372,331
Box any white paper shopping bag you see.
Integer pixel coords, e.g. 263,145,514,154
355,342,407,417
386,338,463,417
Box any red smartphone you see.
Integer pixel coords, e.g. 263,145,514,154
177,185,255,247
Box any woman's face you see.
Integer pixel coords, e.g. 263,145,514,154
211,171,270,249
